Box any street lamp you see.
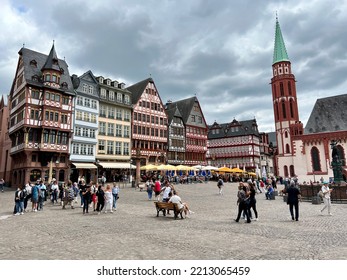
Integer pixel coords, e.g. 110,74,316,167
129,159,133,187
96,160,100,184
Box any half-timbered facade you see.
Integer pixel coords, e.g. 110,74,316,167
0,95,12,183
126,78,168,182
166,96,207,166
8,45,75,187
96,76,132,180
207,119,260,171
165,104,185,165
69,71,99,183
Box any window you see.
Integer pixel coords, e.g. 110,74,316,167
107,123,114,136
99,122,106,135
285,144,290,153
115,142,122,155
311,147,321,172
191,115,196,122
31,90,40,99
109,91,114,101
108,107,115,119
91,114,96,123
107,141,114,154
73,143,79,154
123,142,129,155
100,106,106,117
98,140,105,152
124,126,130,138
81,144,87,155
100,88,106,99
289,165,295,177
75,127,81,136
87,145,93,155
91,100,97,109
61,114,68,124
49,130,56,144
124,110,130,121
117,92,122,103
84,98,90,107
116,124,122,137
82,84,88,93
124,95,130,104
280,82,284,96
290,100,294,118
282,101,286,119
77,96,83,106
45,74,51,82
116,109,122,120
43,130,49,143
62,133,68,145
88,85,93,94
52,75,57,83
76,111,82,120
62,96,69,105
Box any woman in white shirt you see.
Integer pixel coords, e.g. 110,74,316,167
320,182,333,216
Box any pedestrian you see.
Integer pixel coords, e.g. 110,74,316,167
31,181,40,212
248,182,258,221
154,178,161,201
96,185,105,214
234,184,251,223
168,190,193,217
14,186,25,215
217,177,224,195
79,180,86,208
284,180,301,221
37,180,46,211
112,183,119,210
320,182,333,216
0,178,4,192
146,179,153,200
62,181,75,209
90,181,98,212
50,180,59,204
24,181,32,212
104,184,113,213
82,185,91,214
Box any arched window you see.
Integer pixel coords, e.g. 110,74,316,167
290,165,295,177
311,147,321,172
280,82,284,96
290,100,294,118
276,103,279,120
286,144,290,153
282,101,287,119
284,165,289,177
288,81,292,96
285,131,288,138
273,84,277,97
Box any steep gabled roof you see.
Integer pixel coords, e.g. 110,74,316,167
208,119,259,139
18,47,74,95
41,44,61,72
166,96,197,123
304,94,347,134
126,77,153,105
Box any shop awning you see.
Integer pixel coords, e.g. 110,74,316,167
98,162,136,169
72,162,97,169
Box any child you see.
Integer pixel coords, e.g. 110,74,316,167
104,184,113,213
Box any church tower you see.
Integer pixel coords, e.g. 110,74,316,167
271,17,303,158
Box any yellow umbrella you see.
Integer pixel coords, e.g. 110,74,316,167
230,167,244,173
218,166,233,172
157,164,176,170
248,172,257,176
176,164,193,170
140,164,158,171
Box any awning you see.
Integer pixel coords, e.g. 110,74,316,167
99,162,136,169
72,162,97,169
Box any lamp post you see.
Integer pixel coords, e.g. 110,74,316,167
129,159,133,187
96,160,100,184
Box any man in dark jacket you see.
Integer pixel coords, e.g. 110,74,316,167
285,180,301,221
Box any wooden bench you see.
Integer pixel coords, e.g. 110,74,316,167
154,202,184,219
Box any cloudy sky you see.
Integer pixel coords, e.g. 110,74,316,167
1,0,347,132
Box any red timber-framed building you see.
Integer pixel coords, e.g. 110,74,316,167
8,44,75,187
166,96,208,166
126,78,168,182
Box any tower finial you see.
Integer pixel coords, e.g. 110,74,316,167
23,42,25,48
53,39,55,45
276,11,278,21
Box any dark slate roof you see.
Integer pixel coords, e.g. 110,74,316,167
41,44,60,71
304,94,347,134
19,47,74,95
166,105,183,124
166,96,197,123
126,77,153,105
208,119,259,139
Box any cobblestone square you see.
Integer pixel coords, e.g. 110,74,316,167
0,182,346,260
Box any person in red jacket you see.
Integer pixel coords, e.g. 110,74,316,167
153,178,162,201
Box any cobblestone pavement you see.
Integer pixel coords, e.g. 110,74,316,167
0,182,346,260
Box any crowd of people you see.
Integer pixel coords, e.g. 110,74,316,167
6,173,335,222
11,177,120,216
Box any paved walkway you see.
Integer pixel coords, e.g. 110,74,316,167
0,182,346,260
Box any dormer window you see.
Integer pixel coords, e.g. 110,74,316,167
30,60,37,67
61,82,68,89
52,75,57,83
44,74,51,82
52,58,58,65
60,68,64,74
32,75,39,82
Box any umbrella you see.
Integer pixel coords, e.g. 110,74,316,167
248,172,257,176
202,165,219,170
140,164,158,171
218,166,233,172
157,164,176,170
230,167,244,173
175,164,193,170
192,164,204,170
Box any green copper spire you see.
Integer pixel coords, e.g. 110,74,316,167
273,17,289,64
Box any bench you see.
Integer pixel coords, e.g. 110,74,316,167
154,202,184,219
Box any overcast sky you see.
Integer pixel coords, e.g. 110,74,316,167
1,0,347,132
